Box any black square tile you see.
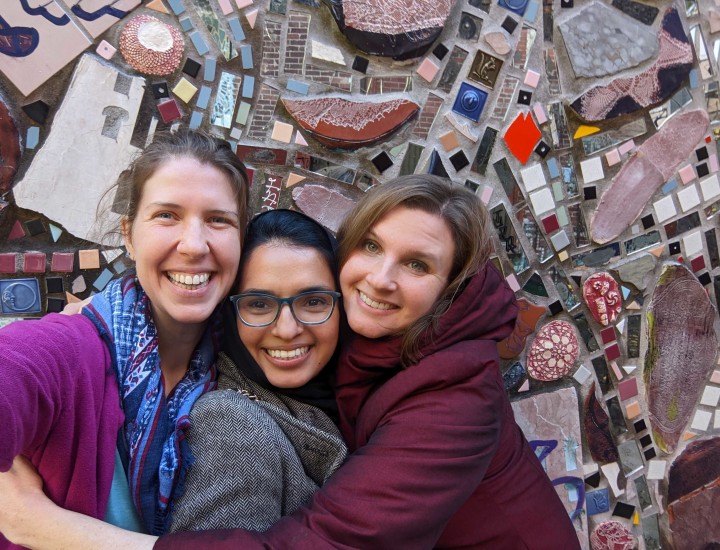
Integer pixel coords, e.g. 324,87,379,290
182,58,202,78
697,162,709,178
534,141,550,158
464,179,479,192
371,151,393,173
433,43,449,61
584,471,601,488
46,276,64,294
696,146,709,161
548,300,563,315
449,151,470,172
22,100,50,125
46,297,67,313
352,56,369,73
612,501,635,519
151,82,170,99
643,447,657,460
560,0,573,6
583,186,597,201
641,214,655,230
501,16,518,34
698,272,712,286
634,419,647,432
24,218,45,236
640,434,652,448
517,90,532,105
669,241,681,255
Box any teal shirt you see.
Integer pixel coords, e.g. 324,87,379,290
104,448,145,532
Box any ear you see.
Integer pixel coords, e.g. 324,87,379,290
121,218,135,261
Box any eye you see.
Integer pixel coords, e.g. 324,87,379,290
302,295,331,308
240,297,274,312
154,211,175,220
407,260,428,273
209,215,233,225
362,239,379,253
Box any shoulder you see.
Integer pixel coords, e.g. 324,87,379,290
0,313,104,358
189,390,280,438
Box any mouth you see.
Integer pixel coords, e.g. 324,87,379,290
167,271,211,290
265,346,310,360
359,291,397,311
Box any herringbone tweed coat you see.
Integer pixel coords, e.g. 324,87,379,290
169,352,347,532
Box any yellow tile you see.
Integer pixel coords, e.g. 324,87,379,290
78,249,100,270
172,78,198,104
633,511,639,525
271,121,294,144
574,125,600,139
624,400,641,419
438,130,460,152
557,250,569,262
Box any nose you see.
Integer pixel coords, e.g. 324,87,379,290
366,259,398,291
177,219,210,258
271,304,304,339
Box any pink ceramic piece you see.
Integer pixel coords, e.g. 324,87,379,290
644,263,718,454
582,272,622,326
526,320,579,381
590,109,709,244
590,520,636,550
282,97,419,150
292,183,359,232
119,14,184,76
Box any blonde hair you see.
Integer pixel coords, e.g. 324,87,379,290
337,175,491,366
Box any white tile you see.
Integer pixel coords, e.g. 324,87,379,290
677,184,701,212
550,230,571,251
580,157,604,183
700,385,720,407
646,459,666,480
691,409,713,431
529,188,555,215
700,174,720,201
520,163,546,192
653,195,677,223
573,364,592,384
716,410,720,430
683,231,703,257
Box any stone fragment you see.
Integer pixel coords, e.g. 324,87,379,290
644,263,718,453
559,2,657,78
282,97,419,150
291,183,358,232
613,253,656,290
570,8,693,121
584,384,620,464
324,0,457,60
484,31,511,55
582,272,622,326
526,320,579,381
590,520,636,550
668,438,720,549
590,109,709,244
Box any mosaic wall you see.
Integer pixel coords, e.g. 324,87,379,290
1,0,719,547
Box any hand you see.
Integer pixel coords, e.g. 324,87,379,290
0,456,46,545
61,296,92,315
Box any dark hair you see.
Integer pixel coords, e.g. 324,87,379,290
107,128,250,243
337,174,491,366
239,209,340,291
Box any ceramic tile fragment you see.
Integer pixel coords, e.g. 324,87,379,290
601,462,623,497
586,488,610,515
573,364,591,385
146,0,170,12
172,78,198,103
653,195,677,223
468,50,503,89
491,204,529,273
590,109,709,243
484,31,511,55
520,164,546,192
691,410,713,431
590,521,635,550
119,14,184,75
96,40,117,60
683,231,703,256
579,157,603,184
451,82,487,123
291,184,357,232
529,188,554,215
416,58,439,82
677,184,701,212
570,8,693,121
498,298,545,359
526,320,578,381
504,112,541,165
0,278,41,314
0,254,17,274
584,385,619,463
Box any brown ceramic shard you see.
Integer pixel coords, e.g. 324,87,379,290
667,438,720,549
584,383,620,464
0,99,20,194
590,108,709,244
325,0,456,60
644,263,718,454
497,298,545,359
292,183,358,232
582,272,622,326
282,97,420,150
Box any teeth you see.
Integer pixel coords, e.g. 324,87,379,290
267,347,309,359
359,291,394,310
167,272,210,288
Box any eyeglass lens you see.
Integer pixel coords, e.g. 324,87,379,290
237,292,336,325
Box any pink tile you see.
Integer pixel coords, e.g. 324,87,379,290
618,377,639,400
711,370,720,384
218,0,234,14
710,154,719,173
416,57,440,83
51,252,75,273
95,39,116,60
605,343,621,361
23,252,46,273
532,102,547,124
610,359,624,380
618,139,635,156
605,148,621,166
506,274,520,292
0,253,17,273
480,185,493,205
600,326,616,344
523,70,540,89
8,220,25,240
678,164,697,184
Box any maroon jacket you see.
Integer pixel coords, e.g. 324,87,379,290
157,265,579,549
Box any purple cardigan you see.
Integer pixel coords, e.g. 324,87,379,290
0,314,124,549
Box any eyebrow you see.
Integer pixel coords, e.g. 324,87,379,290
240,285,336,295
366,229,443,265
145,202,240,219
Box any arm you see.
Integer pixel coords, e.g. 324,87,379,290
0,456,157,550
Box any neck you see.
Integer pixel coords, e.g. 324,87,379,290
156,324,206,395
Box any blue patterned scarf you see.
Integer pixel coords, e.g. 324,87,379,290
83,275,219,534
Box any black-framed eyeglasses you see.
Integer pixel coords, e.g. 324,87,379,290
230,291,342,327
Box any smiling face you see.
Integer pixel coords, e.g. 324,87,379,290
237,243,340,388
339,206,455,339
123,156,242,340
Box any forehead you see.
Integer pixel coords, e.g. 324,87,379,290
241,244,336,290
373,207,453,251
139,157,237,205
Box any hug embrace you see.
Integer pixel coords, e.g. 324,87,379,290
0,130,578,549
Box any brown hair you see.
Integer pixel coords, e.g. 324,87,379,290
105,129,250,244
337,174,491,366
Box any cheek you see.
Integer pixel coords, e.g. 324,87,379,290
237,325,263,360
